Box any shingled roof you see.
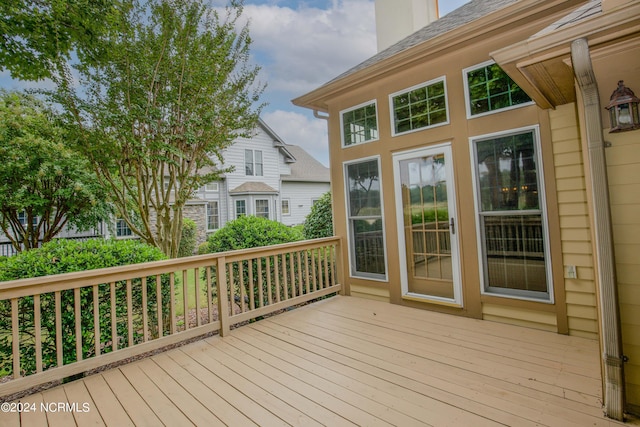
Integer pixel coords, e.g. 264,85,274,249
326,0,520,85
282,145,330,183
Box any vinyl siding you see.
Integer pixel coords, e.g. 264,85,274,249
280,181,330,226
550,103,598,339
605,128,640,409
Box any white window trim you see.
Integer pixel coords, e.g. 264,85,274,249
343,155,388,282
235,199,247,219
281,198,291,216
245,149,263,176
207,201,219,231
469,125,554,303
255,199,270,219
339,99,380,148
115,218,135,239
389,76,449,137
462,60,535,120
205,182,219,192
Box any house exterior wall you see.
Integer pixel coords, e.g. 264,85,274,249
317,4,584,331
280,181,330,226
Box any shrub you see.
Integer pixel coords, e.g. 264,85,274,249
204,215,301,253
303,191,333,239
177,218,197,257
0,238,171,376
197,241,210,255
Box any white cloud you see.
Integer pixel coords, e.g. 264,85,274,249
262,109,330,167
241,0,377,95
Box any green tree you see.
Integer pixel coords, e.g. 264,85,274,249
303,191,333,239
0,0,118,81
54,0,264,258
0,90,110,253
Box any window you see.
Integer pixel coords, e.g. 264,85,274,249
207,201,219,230
245,149,263,176
235,200,246,218
464,61,532,117
345,158,387,279
18,211,38,227
255,199,269,219
390,77,448,135
281,199,290,216
116,219,133,237
205,182,219,192
472,127,550,300
341,101,379,147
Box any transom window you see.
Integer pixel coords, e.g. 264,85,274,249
472,127,551,301
235,200,246,218
207,201,219,230
344,157,387,280
341,101,379,147
245,149,263,176
391,77,448,135
465,61,532,117
255,199,269,219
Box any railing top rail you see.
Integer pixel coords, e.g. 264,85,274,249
0,236,341,299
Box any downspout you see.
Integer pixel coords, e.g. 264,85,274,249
570,38,625,421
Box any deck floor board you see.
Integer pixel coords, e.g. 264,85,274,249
6,296,633,427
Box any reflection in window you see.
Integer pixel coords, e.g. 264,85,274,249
235,200,246,218
255,199,269,219
345,159,386,278
392,79,447,134
342,102,378,146
474,129,549,299
466,62,531,116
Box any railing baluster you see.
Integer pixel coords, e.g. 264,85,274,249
142,277,149,342
110,282,117,352
274,255,280,303
289,252,295,298
281,253,288,300
206,266,213,323
93,286,100,357
11,298,20,378
170,273,176,335
267,256,273,305
304,251,311,294
55,291,63,366
34,294,42,373
239,263,246,313
323,246,330,289
74,288,82,361
257,258,264,308
217,257,230,336
297,251,303,296
182,270,189,330
156,275,163,338
311,248,318,292
126,279,133,347
248,259,255,311
229,262,236,314
195,268,201,327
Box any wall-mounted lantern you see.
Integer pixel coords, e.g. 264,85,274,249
606,80,640,133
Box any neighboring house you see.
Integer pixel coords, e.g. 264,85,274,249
1,119,330,252
293,0,640,419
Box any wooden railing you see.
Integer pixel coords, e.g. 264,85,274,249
0,237,342,398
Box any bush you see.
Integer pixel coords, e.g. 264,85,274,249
197,241,210,255
203,215,302,254
178,218,197,257
0,238,171,376
303,191,333,239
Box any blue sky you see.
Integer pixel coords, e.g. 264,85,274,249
0,0,471,166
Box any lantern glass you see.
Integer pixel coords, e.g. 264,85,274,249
606,81,640,133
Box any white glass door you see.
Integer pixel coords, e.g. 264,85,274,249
393,144,462,305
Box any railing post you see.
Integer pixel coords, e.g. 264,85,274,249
335,238,346,296
216,256,230,337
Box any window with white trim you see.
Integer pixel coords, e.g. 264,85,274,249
345,158,386,279
255,199,269,219
391,77,448,135
235,200,246,218
464,61,532,117
341,101,379,147
472,128,550,300
245,149,263,176
281,199,290,216
205,182,219,192
207,201,219,230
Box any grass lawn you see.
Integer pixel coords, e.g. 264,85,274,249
173,268,210,317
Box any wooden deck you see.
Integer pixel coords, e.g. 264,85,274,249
0,295,632,426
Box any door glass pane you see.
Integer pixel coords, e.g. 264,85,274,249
400,153,453,299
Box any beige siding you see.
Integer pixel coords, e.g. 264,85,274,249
605,129,640,410
550,104,598,339
482,304,557,332
349,284,391,302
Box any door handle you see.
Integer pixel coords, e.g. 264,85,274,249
450,217,455,235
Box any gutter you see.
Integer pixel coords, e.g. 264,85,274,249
570,37,625,421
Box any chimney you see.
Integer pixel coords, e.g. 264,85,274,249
375,0,439,52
